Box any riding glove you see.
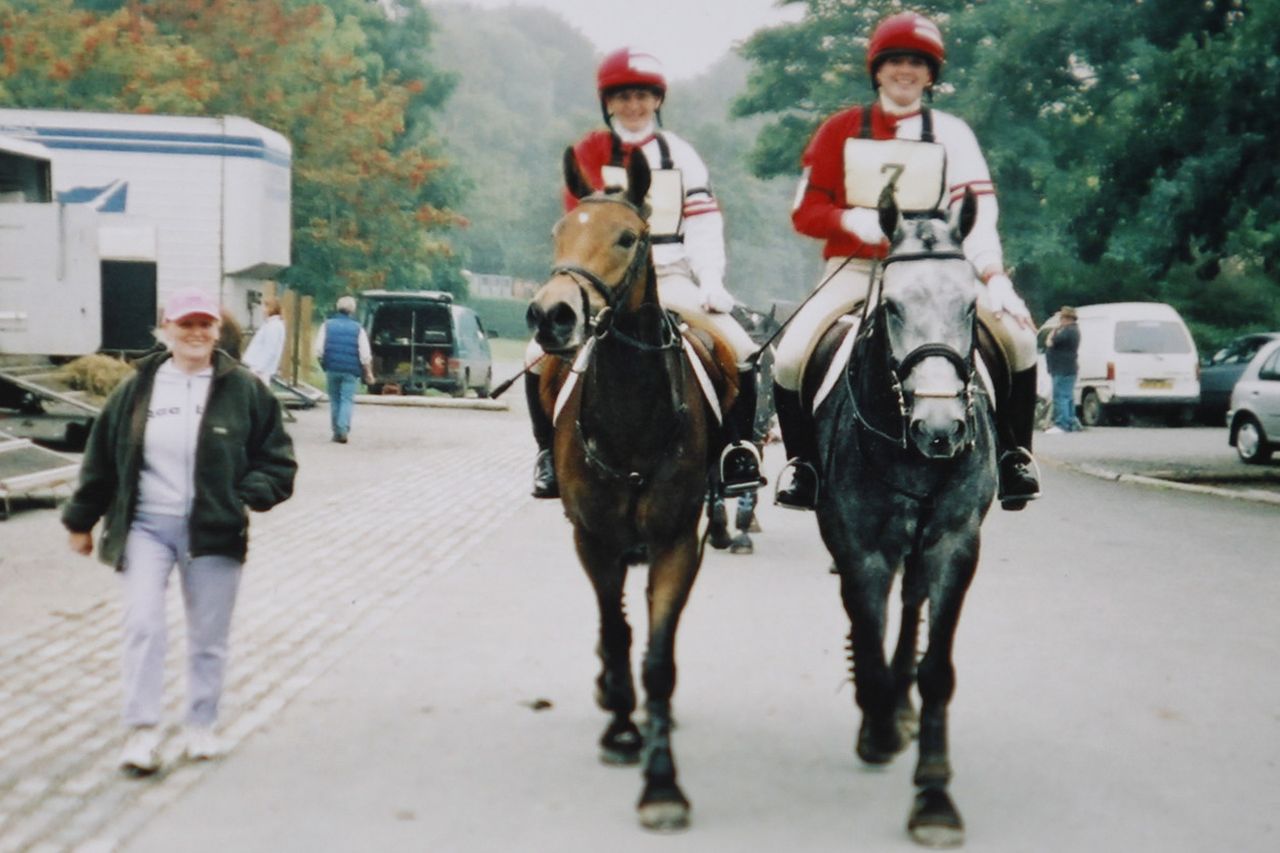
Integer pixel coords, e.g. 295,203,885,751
699,280,735,314
840,208,887,245
984,274,1032,322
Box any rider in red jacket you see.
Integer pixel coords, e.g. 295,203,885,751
524,48,763,500
773,12,1041,512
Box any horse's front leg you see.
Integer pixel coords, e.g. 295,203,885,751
891,555,927,743
636,528,701,831
574,529,641,766
907,540,978,847
838,551,904,765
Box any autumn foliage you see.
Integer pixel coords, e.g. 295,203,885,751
0,0,462,304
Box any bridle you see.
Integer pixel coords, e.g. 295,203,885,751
847,247,979,453
547,196,680,353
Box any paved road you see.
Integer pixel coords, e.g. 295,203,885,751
0,393,1276,852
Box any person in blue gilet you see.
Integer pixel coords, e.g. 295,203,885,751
314,295,374,443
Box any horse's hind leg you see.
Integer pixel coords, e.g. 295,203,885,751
729,488,756,554
636,532,701,831
907,548,978,848
576,531,641,766
838,556,905,765
705,479,732,550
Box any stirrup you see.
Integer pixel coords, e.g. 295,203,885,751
719,441,764,497
774,458,819,510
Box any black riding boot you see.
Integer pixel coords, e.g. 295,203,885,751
525,372,558,499
997,366,1041,511
720,367,765,496
774,386,819,510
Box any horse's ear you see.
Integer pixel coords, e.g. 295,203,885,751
625,151,651,210
953,187,977,242
877,182,900,243
563,147,593,200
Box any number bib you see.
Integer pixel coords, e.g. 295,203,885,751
601,165,684,238
842,138,946,212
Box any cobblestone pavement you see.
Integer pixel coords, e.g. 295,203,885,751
0,400,529,852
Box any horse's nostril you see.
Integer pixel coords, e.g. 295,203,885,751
526,303,544,331
549,302,577,333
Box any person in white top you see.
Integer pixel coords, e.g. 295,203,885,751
524,48,763,499
773,11,1041,511
241,295,286,385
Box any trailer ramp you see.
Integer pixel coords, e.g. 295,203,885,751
0,431,80,519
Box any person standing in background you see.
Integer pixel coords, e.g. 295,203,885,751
1045,306,1082,433
241,296,286,386
314,295,374,444
62,288,296,775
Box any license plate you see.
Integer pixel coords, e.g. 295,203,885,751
1140,378,1172,389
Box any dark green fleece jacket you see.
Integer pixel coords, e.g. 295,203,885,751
61,350,297,567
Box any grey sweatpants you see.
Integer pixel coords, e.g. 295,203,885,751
120,512,243,728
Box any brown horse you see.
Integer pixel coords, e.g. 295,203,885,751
525,148,713,831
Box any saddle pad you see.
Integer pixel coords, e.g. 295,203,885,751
681,336,723,426
811,316,860,413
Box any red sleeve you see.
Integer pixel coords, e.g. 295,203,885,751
562,132,614,212
791,107,861,241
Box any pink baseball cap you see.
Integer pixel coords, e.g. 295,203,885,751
163,289,221,323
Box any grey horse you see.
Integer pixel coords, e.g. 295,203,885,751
811,189,997,847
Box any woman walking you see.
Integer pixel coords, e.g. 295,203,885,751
62,288,296,774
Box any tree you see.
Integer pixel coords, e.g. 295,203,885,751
0,0,463,308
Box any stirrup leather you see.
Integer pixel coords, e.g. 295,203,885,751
719,441,764,496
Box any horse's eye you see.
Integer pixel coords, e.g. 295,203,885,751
617,230,637,249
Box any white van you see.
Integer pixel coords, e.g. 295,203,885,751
1038,302,1199,426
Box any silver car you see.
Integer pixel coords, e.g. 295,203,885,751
1227,338,1280,464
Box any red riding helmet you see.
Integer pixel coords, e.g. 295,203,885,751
597,48,667,97
867,12,945,83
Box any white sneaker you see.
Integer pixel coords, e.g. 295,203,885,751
119,727,162,775
1044,426,1064,434
182,725,223,761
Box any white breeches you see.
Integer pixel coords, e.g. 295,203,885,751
773,256,1037,392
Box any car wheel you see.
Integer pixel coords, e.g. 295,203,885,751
476,368,492,399
1080,390,1105,427
1235,416,1273,464
451,370,468,398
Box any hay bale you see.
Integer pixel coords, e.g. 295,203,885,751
59,354,136,398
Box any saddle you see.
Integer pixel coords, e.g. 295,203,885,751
800,303,1013,414
538,317,740,424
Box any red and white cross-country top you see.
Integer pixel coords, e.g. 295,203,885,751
564,128,726,288
793,102,1005,276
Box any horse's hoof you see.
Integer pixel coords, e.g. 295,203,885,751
857,719,905,765
638,800,690,832
729,534,753,555
908,787,964,848
600,721,642,766
600,745,642,766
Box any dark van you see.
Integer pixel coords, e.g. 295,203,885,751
358,290,493,397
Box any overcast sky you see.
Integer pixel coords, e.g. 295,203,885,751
451,0,806,81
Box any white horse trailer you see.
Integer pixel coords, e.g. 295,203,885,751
0,108,291,355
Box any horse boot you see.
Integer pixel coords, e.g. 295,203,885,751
525,372,559,499
773,386,820,510
996,366,1042,511
720,367,765,496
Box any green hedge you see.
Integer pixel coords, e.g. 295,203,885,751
464,297,529,339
